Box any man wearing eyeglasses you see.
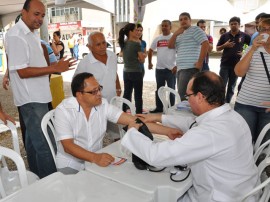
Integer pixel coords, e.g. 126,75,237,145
216,16,251,103
54,72,182,174
122,71,259,201
74,32,122,141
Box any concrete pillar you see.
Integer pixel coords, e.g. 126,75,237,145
40,0,49,42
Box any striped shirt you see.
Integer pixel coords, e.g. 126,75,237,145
236,46,270,107
175,26,207,70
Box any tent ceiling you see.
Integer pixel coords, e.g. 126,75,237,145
242,0,270,24
0,0,113,15
156,0,243,23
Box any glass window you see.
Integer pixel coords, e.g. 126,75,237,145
51,7,55,17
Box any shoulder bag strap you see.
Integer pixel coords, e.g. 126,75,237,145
260,52,270,85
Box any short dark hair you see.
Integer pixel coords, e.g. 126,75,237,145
71,72,94,97
53,31,61,38
255,12,266,21
260,13,270,20
229,16,241,24
179,12,191,20
23,0,32,11
191,71,225,106
196,19,206,26
219,28,227,34
162,20,171,26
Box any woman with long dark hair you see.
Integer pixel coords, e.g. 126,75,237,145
118,23,145,114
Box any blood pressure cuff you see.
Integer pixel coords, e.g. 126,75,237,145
131,118,154,170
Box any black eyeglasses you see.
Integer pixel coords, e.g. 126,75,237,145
184,93,196,100
259,28,270,32
81,85,103,95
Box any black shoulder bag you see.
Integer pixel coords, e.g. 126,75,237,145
260,52,270,85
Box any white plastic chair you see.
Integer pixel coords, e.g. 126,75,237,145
253,123,270,165
254,139,270,164
41,110,56,164
158,86,181,114
110,96,136,139
0,146,39,199
110,96,136,115
254,122,270,154
241,157,270,202
0,120,21,155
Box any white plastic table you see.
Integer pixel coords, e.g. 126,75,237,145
85,141,192,202
1,171,153,202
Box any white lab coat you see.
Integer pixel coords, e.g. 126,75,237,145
121,104,259,202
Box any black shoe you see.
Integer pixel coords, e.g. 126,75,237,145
149,108,163,113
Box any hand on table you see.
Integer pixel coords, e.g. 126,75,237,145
93,153,115,167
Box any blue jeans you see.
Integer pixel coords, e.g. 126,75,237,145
155,68,176,111
234,102,270,144
73,44,79,60
177,68,199,100
123,71,143,114
219,65,238,103
20,103,57,178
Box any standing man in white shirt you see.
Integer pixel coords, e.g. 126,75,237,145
74,32,122,141
148,20,177,113
74,32,121,102
5,0,75,178
122,71,259,201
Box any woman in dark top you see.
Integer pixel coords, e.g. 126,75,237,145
51,31,65,61
118,23,146,114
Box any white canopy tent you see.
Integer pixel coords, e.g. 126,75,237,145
242,0,270,24
154,0,243,23
0,0,114,28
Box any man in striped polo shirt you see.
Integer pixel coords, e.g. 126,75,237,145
168,12,209,100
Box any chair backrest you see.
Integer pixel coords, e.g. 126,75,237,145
110,96,135,139
254,139,270,165
110,96,136,115
158,86,181,114
0,121,21,156
254,122,270,153
241,157,270,202
41,110,56,164
0,146,28,198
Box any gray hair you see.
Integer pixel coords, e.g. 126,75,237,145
87,32,104,46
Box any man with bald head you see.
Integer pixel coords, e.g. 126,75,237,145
5,0,75,178
74,32,122,140
121,71,259,201
74,32,121,102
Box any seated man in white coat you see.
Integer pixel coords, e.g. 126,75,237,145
54,72,181,174
121,71,259,201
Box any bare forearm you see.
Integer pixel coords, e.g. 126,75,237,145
198,41,209,62
17,65,57,78
168,34,177,49
62,141,96,163
216,43,226,51
148,49,153,64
